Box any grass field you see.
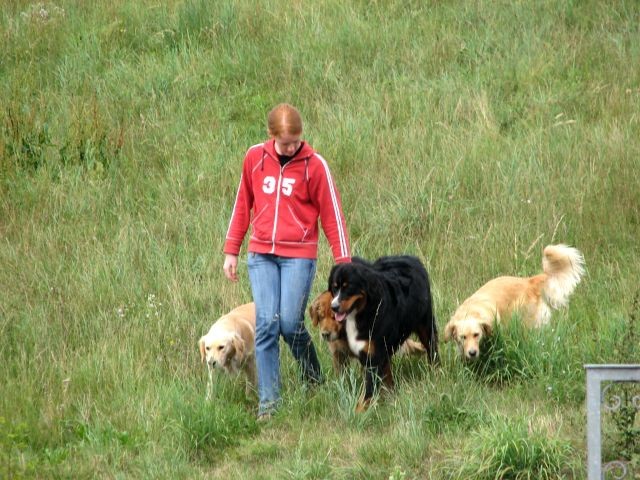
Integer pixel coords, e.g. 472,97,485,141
1,0,639,478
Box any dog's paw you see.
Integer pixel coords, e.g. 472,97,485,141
355,398,371,413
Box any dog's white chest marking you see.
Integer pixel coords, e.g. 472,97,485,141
346,312,366,355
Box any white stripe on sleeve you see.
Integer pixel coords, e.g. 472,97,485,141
315,154,348,258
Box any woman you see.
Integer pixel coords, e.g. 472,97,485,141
223,103,351,420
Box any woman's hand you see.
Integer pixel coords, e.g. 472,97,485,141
223,254,239,282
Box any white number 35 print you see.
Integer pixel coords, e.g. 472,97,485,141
263,176,296,196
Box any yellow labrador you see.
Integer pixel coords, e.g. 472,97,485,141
198,302,256,399
444,244,585,360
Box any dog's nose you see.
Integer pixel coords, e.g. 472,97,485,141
468,350,477,358
321,332,330,340
331,304,340,313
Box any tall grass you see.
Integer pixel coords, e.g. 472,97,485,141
444,413,578,479
1,0,639,477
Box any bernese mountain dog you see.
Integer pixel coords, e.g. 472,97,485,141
328,255,438,411
309,290,427,374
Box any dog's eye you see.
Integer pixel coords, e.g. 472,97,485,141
218,346,224,351
205,346,210,351
461,335,466,340
473,333,480,338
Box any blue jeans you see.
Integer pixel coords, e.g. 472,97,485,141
247,253,322,416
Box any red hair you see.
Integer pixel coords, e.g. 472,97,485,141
267,104,303,137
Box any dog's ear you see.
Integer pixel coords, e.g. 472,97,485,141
481,321,493,336
220,340,236,366
443,322,456,342
198,337,207,363
309,302,319,326
310,291,332,326
232,334,245,361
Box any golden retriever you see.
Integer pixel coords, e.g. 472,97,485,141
198,302,256,399
309,290,427,374
444,244,585,361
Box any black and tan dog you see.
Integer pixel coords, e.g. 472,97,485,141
328,256,438,412
309,290,427,374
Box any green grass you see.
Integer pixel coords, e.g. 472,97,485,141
1,0,640,478
444,413,578,479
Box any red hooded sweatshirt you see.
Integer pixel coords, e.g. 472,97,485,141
224,139,351,263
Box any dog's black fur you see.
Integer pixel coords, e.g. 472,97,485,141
328,255,438,411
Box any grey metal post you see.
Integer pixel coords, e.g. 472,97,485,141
586,367,602,479
584,364,640,480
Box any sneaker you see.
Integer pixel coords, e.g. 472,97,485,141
257,412,273,422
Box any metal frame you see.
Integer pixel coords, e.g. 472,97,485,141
585,364,640,479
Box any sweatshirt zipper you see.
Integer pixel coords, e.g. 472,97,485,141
267,153,309,254
269,165,284,254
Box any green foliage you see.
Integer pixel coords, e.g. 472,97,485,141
0,417,37,479
422,389,487,435
448,415,577,480
166,386,258,460
610,386,640,462
467,320,539,386
330,368,381,428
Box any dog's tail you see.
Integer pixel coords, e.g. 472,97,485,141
542,244,585,309
397,338,427,356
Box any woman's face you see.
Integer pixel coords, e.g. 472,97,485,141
274,132,302,156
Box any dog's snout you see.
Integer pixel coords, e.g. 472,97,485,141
467,349,477,358
321,331,330,340
330,294,340,312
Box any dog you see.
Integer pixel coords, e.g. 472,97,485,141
444,244,585,361
198,302,257,399
309,290,428,374
328,256,438,412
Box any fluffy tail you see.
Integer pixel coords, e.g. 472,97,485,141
542,244,585,309
397,338,426,356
